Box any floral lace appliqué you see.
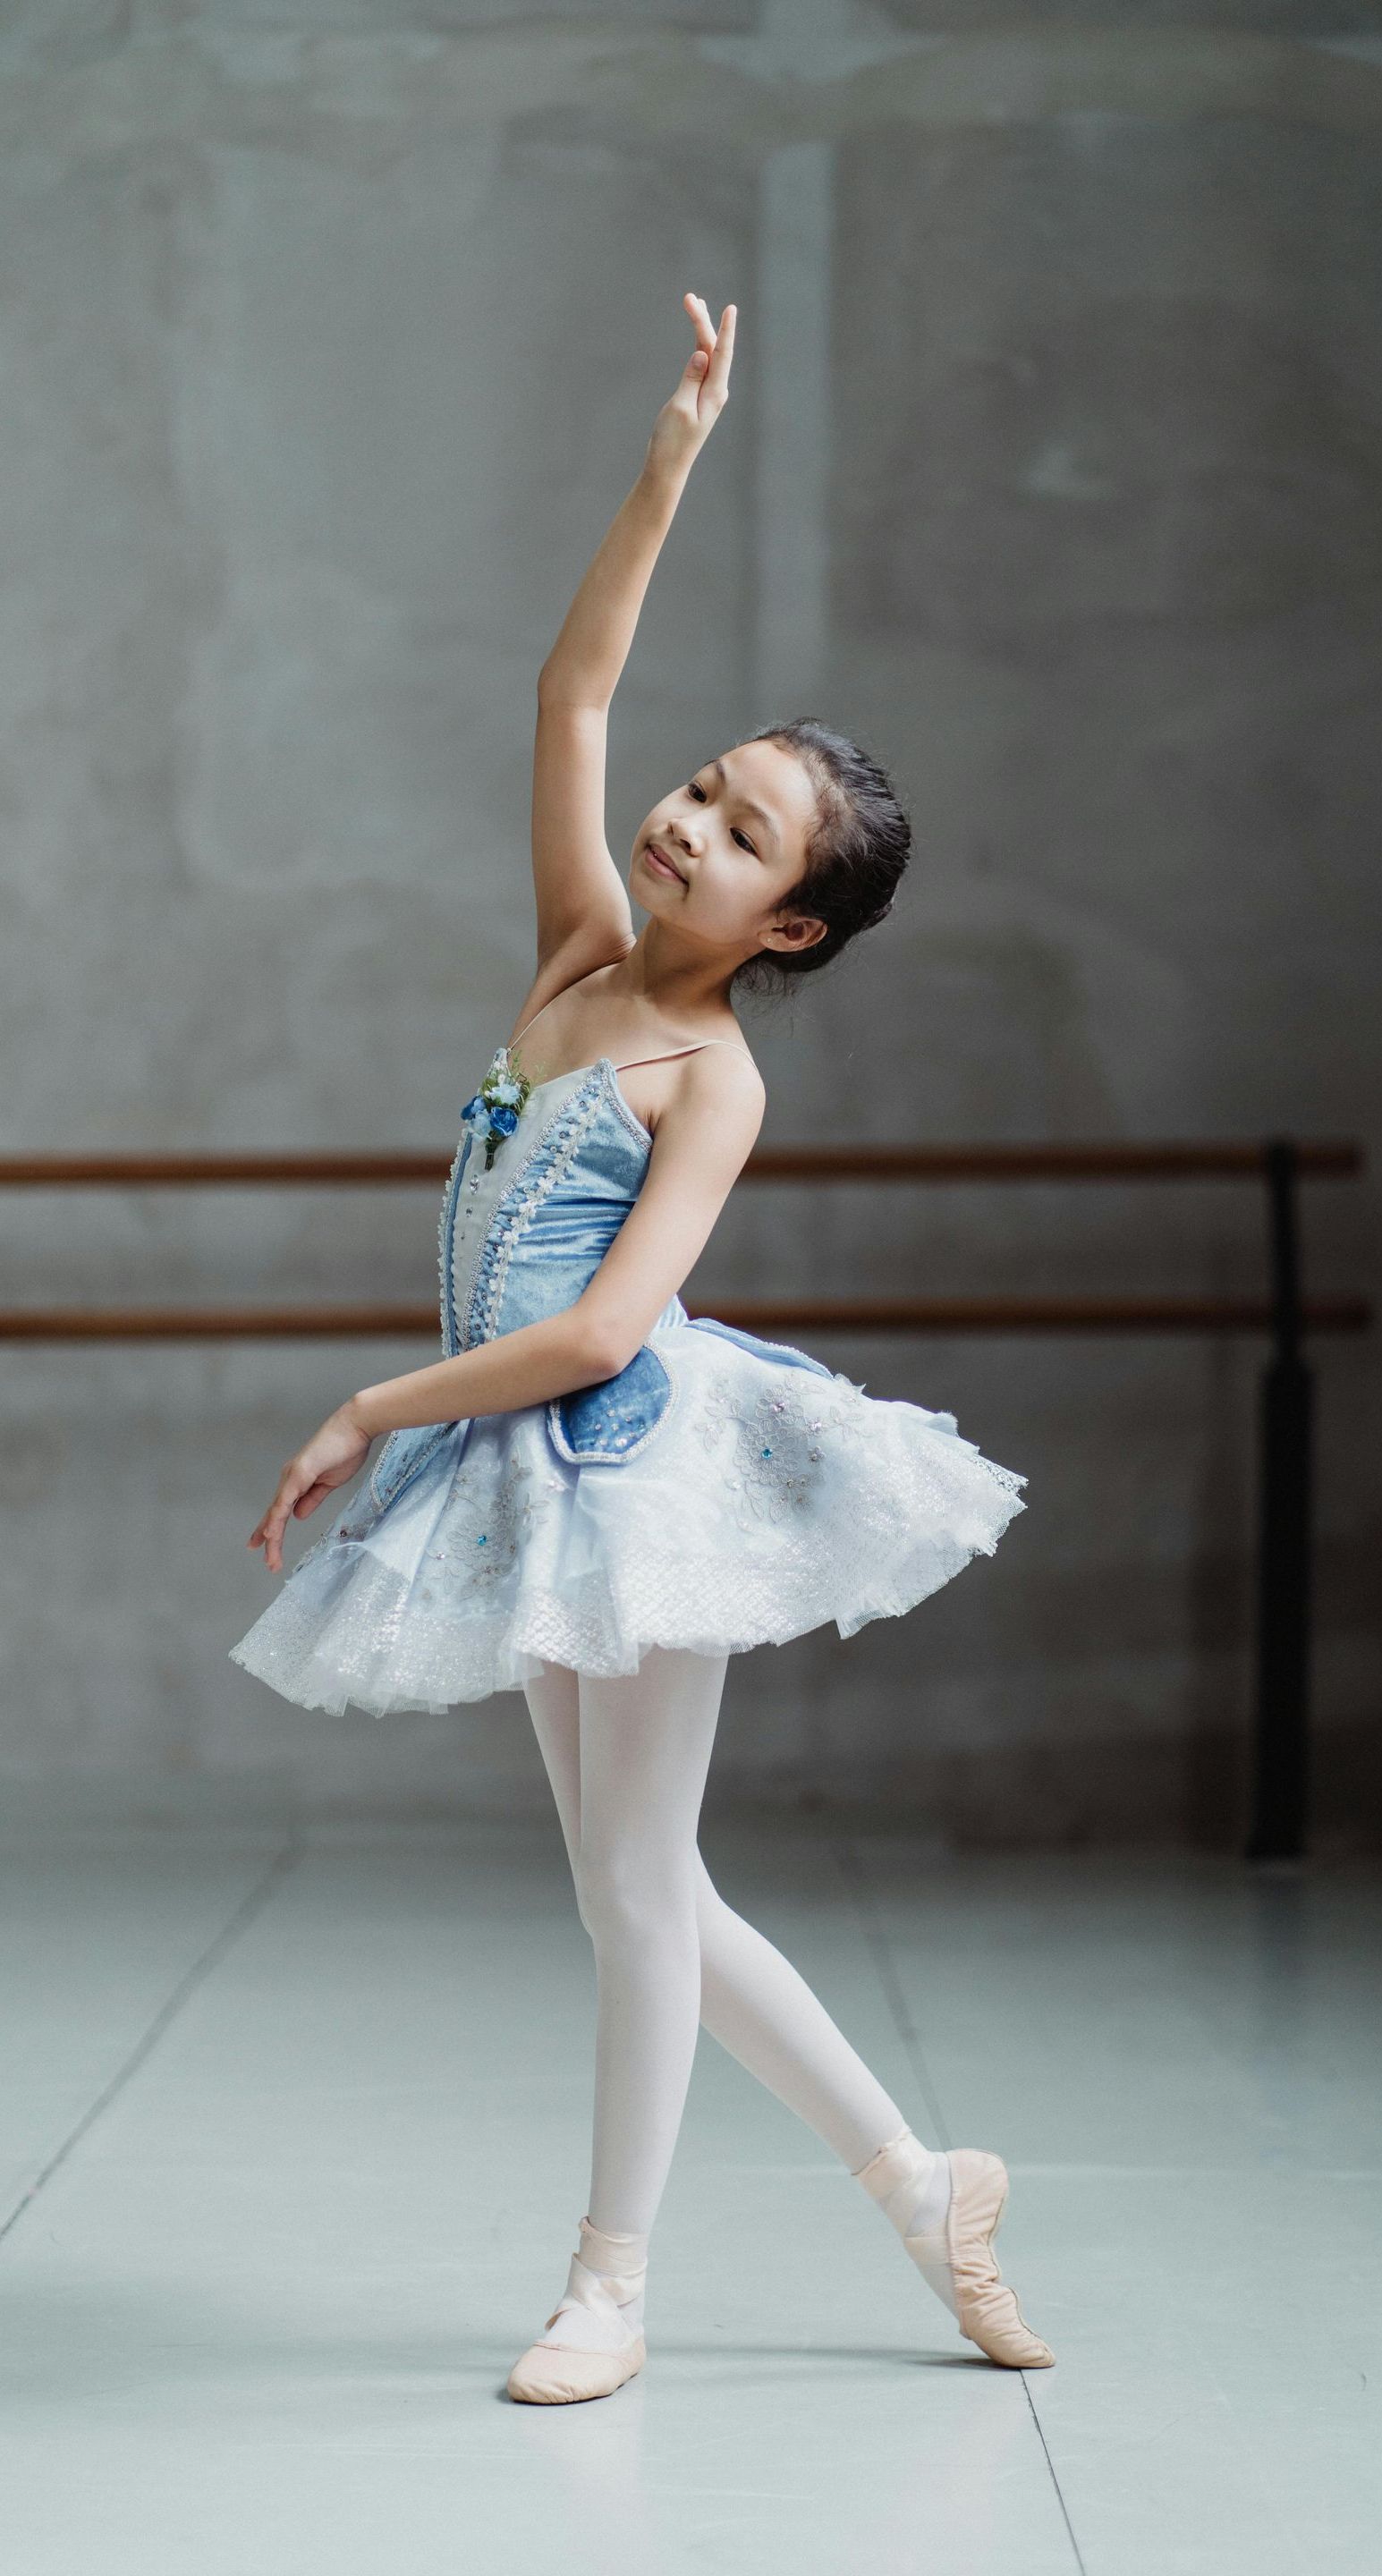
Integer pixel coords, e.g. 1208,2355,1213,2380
693,1369,864,1528
416,1446,547,1601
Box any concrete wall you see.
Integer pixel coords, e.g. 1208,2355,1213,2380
1,1,1378,1846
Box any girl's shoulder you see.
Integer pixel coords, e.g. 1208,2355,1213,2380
677,1034,763,1086
654,1032,766,1126
624,1031,764,1150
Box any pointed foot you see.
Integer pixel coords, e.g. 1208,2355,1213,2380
908,2148,1055,2368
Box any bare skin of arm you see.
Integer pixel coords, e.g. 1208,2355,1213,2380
247,298,742,1574
513,292,735,1021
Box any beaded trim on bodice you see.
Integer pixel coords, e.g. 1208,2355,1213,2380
436,1057,652,1358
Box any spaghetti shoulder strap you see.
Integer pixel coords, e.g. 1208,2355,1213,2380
509,991,560,1049
611,1038,756,1072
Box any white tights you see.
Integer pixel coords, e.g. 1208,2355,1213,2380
522,1645,919,2241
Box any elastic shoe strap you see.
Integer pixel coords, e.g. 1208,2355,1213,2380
578,2216,650,2283
851,2128,934,2233
536,2217,649,2354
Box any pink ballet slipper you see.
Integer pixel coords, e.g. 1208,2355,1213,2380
506,2218,648,2405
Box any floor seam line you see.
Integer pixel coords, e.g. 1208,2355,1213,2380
0,1829,305,2253
1022,2374,1089,2573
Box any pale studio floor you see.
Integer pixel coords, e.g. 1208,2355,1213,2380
0,1814,1378,2576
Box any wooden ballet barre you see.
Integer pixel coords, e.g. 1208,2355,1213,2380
0,1139,1364,1187
0,1294,1369,1341
0,1130,1367,1867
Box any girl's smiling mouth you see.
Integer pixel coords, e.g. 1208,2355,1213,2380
643,841,687,885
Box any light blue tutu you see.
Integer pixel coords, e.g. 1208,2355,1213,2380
230,1054,1025,1716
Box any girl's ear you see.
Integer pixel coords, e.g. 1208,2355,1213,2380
759,911,828,956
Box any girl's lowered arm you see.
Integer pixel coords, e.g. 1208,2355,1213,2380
354,1049,763,1429
528,294,736,973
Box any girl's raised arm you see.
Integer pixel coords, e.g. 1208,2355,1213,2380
526,294,737,986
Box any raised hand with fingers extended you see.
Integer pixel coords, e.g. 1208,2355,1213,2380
645,292,737,484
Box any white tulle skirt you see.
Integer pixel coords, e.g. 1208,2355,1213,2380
228,1320,1026,1717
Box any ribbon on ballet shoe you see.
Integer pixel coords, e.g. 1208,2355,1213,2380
506,2218,650,2402
852,2128,950,2234
533,2216,649,2356
900,2222,962,2323
577,2216,649,2288
538,2253,644,2354
852,2129,928,2220
855,2131,962,2320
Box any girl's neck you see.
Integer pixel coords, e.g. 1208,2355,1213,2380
607,927,740,1026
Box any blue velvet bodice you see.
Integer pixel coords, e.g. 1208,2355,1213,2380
365,1055,828,1517
438,1056,684,1355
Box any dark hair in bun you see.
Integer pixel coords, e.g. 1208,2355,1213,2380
729,718,911,1001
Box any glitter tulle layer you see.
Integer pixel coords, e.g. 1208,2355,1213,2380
228,1318,1026,1717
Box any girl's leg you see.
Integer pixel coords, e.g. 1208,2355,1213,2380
574,1645,726,2237
522,1656,583,1875
506,1647,725,2398
692,1854,911,2171
522,1657,948,2229
518,1656,1051,2380
525,1655,723,2233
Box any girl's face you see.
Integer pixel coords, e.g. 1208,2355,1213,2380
631,739,827,964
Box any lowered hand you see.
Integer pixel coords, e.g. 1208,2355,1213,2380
247,1399,372,1574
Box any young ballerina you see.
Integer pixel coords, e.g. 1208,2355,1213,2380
230,292,1054,2402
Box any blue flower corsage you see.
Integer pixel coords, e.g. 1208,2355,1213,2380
461,1046,534,1172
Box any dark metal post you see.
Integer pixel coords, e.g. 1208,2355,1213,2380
1247,1140,1312,1860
